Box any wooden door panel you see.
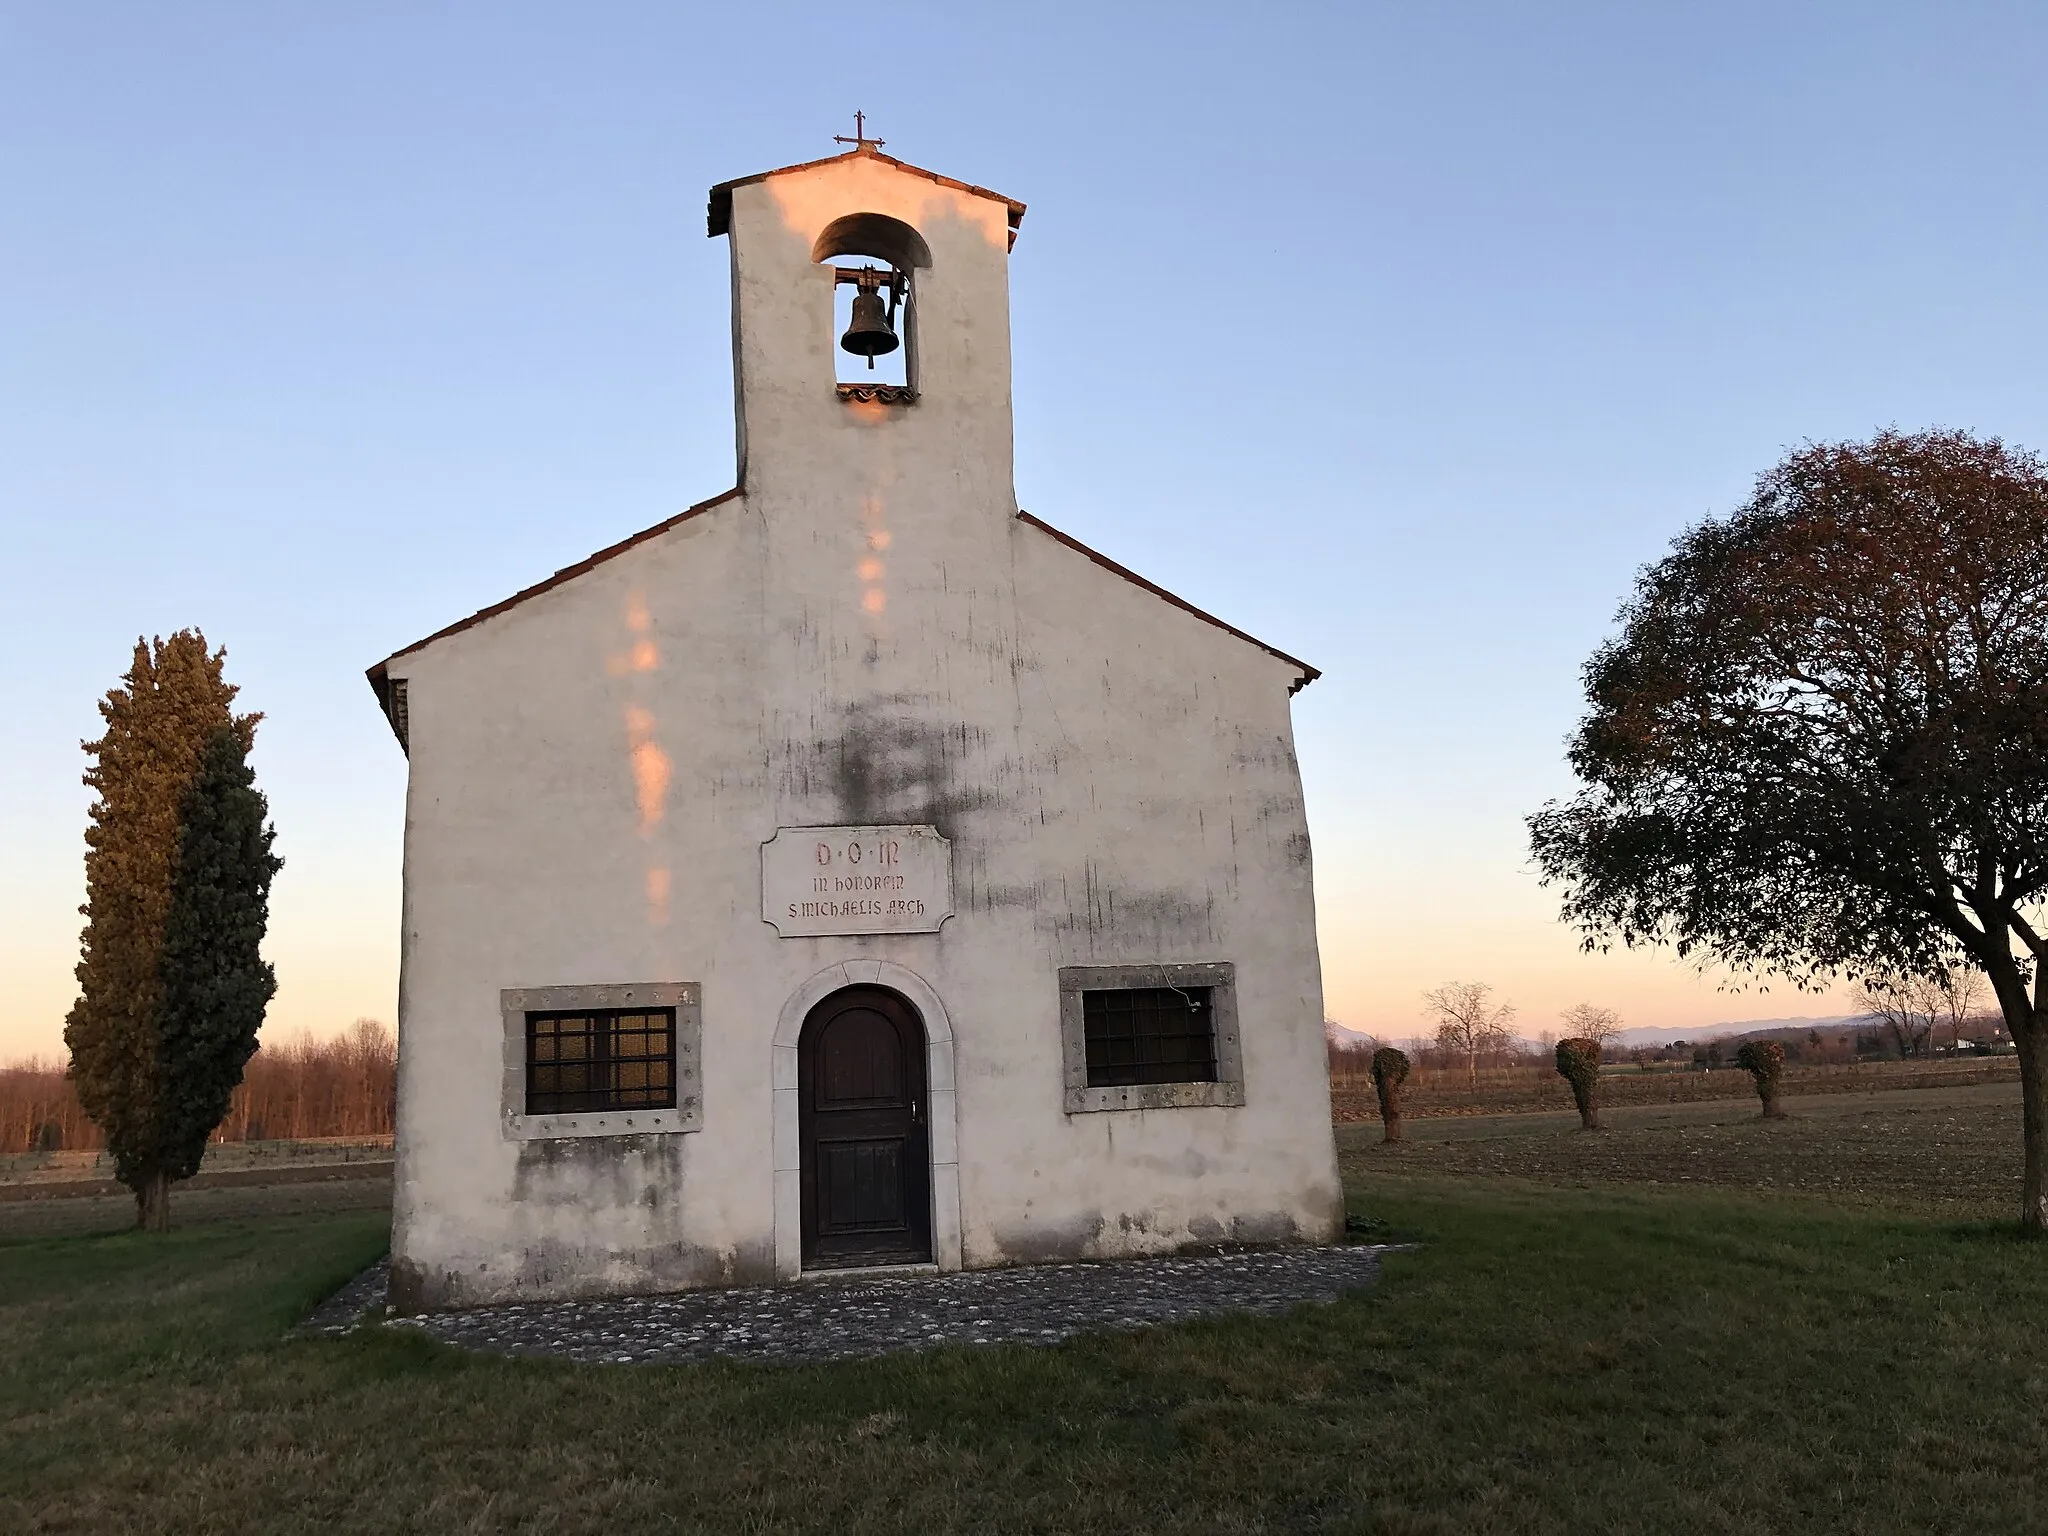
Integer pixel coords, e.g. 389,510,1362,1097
817,1009,906,1108
799,986,931,1268
818,1138,907,1231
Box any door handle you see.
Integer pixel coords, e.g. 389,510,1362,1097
911,1100,921,1125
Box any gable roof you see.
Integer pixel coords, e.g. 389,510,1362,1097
364,487,741,720
1016,512,1319,694
363,490,1318,744
707,146,1028,251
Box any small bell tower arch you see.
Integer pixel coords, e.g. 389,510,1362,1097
708,135,1025,490
813,213,931,397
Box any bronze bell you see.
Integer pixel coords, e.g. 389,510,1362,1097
840,268,899,368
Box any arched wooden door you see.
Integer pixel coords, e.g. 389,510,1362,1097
798,985,932,1269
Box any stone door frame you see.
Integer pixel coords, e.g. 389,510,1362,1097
773,960,961,1279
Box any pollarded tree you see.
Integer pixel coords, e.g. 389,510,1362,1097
1735,1040,1787,1119
1371,1047,1411,1143
1528,430,2048,1231
1554,1038,1603,1130
65,633,280,1230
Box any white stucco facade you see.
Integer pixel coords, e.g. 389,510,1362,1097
370,145,1341,1311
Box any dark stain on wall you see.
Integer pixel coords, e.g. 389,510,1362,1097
984,1207,1313,1267
391,1236,779,1313
512,1134,686,1211
969,881,1040,912
388,1256,454,1314
987,1209,1108,1265
783,695,1012,832
1043,860,1221,946
390,1136,779,1311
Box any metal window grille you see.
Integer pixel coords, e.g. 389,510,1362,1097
1081,987,1217,1088
525,1008,677,1116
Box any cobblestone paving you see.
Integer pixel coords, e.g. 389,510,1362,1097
301,1257,391,1335
304,1247,1391,1366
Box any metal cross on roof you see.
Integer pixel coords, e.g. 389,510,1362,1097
833,111,885,151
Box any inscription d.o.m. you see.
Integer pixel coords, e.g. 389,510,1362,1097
760,825,953,937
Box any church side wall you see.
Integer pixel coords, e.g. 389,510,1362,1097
388,499,791,1310
943,523,1343,1266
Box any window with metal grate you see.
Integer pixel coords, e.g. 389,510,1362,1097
524,1008,678,1116
1081,987,1218,1088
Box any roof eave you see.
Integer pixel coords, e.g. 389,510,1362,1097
707,147,1027,250
1015,511,1320,692
364,486,743,694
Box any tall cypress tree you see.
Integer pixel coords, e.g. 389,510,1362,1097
155,727,281,1196
65,632,280,1231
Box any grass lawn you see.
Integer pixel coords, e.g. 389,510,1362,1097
6,1105,2048,1533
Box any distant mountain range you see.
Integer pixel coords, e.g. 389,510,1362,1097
1611,1017,1870,1047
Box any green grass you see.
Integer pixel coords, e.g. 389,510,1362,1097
6,1167,2048,1531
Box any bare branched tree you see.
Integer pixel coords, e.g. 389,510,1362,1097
1939,968,1984,1051
1559,1003,1624,1056
1856,966,1980,1057
1855,976,1938,1057
1423,981,1517,1086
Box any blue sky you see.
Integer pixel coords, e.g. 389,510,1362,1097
4,2,2045,1057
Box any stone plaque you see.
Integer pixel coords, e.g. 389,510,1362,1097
760,825,954,937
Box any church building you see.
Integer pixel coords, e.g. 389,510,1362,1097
367,137,1341,1311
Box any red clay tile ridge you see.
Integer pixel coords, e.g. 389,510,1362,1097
837,382,918,405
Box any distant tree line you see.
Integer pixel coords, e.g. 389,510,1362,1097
1326,1005,2013,1082
0,1020,395,1157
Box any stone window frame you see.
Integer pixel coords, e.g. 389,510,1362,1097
1058,962,1245,1114
500,982,702,1142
